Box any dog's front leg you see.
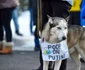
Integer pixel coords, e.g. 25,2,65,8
43,61,49,70
54,60,62,70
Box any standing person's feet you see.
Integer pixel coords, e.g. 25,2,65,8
15,30,23,36
0,42,13,54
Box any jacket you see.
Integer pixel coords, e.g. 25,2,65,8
80,0,85,26
81,0,85,8
0,0,18,9
70,0,82,12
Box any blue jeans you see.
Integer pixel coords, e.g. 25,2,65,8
29,8,34,34
12,6,19,31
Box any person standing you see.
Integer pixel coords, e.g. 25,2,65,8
0,0,17,54
80,0,85,27
68,0,82,25
29,0,40,51
12,0,23,36
34,0,73,70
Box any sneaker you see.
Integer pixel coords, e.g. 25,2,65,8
16,32,23,36
16,30,23,36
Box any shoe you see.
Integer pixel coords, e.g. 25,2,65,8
80,58,85,63
0,42,13,54
16,30,23,36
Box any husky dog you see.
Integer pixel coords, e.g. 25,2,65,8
41,16,85,70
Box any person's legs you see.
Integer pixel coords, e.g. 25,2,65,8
0,8,14,54
29,8,34,34
0,10,4,50
72,12,80,25
37,50,43,70
12,6,23,36
59,59,67,70
3,8,13,42
0,10,4,41
12,7,19,31
32,0,37,25
32,0,40,51
34,27,40,51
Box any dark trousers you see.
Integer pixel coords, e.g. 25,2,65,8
0,8,14,42
29,0,40,48
39,1,72,70
68,12,80,25
34,27,40,48
32,0,40,48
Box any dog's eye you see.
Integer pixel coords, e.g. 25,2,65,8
65,27,67,29
57,27,61,30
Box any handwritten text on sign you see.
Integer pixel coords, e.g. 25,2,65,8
41,40,69,61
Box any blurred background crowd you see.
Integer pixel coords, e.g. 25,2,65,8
0,0,84,53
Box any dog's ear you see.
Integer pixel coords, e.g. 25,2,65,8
47,15,51,18
65,16,70,22
47,15,55,28
47,15,53,24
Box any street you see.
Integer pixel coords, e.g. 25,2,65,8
0,51,85,70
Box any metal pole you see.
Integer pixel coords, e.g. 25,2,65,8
37,0,42,37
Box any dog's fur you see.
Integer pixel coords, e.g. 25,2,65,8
41,16,85,70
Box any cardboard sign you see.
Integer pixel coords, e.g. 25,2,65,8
41,40,69,61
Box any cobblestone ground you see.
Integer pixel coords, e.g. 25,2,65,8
0,51,85,70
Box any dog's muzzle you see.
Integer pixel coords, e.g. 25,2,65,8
62,36,66,40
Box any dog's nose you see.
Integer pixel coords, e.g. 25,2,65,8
62,36,66,40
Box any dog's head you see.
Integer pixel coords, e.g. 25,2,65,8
42,15,68,43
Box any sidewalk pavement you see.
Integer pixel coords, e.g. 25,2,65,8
0,51,40,70
0,51,85,70
12,34,35,51
0,35,85,70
